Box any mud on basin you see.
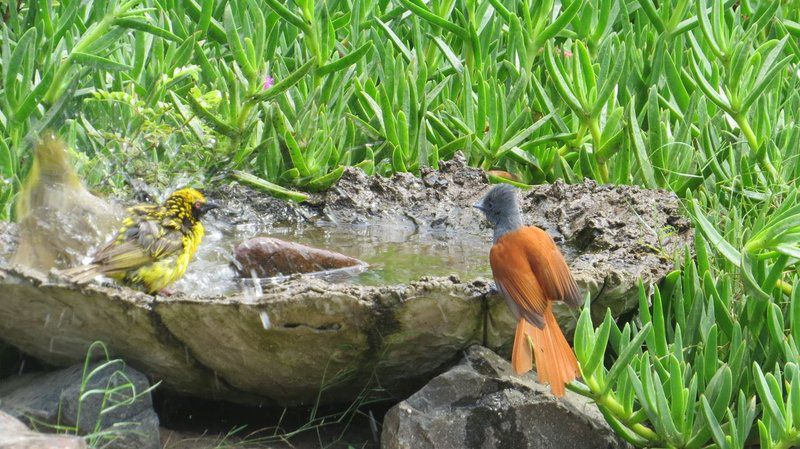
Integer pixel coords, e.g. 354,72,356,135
0,155,693,406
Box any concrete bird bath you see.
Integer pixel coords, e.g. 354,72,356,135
0,154,692,406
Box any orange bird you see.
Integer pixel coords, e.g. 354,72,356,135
474,184,582,397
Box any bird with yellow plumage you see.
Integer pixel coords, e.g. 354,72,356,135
63,188,219,294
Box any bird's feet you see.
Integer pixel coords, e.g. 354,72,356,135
157,288,175,297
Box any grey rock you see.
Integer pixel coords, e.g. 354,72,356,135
0,361,159,449
0,222,17,263
0,410,87,449
381,346,629,449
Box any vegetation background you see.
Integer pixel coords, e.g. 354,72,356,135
3,0,800,447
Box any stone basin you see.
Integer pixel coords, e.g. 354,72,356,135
0,155,693,406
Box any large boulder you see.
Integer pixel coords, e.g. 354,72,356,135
0,410,87,449
0,360,160,449
0,154,691,406
381,346,629,449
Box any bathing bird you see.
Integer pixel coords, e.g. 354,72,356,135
474,184,582,397
62,188,218,294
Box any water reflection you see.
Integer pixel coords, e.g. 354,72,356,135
172,215,492,297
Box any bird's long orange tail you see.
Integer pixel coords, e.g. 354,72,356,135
511,303,579,397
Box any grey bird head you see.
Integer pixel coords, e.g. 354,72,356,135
474,184,523,239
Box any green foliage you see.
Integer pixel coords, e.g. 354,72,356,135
567,4,800,442
0,0,791,216
0,0,784,202
5,1,800,446
574,222,800,448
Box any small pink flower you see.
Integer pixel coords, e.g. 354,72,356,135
562,49,573,58
263,76,274,89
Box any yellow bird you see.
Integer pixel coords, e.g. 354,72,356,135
63,188,218,294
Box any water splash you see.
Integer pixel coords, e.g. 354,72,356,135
239,270,263,305
57,308,69,327
259,311,271,330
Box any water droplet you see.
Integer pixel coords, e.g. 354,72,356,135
260,311,271,330
369,410,379,442
57,308,68,327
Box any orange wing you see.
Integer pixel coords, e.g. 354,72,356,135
490,226,581,327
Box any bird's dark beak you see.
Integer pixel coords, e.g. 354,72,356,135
473,201,486,212
199,202,220,215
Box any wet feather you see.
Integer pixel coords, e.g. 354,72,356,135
62,188,215,294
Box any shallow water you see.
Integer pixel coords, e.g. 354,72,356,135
172,217,493,297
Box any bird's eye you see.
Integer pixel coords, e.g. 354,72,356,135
194,201,202,210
